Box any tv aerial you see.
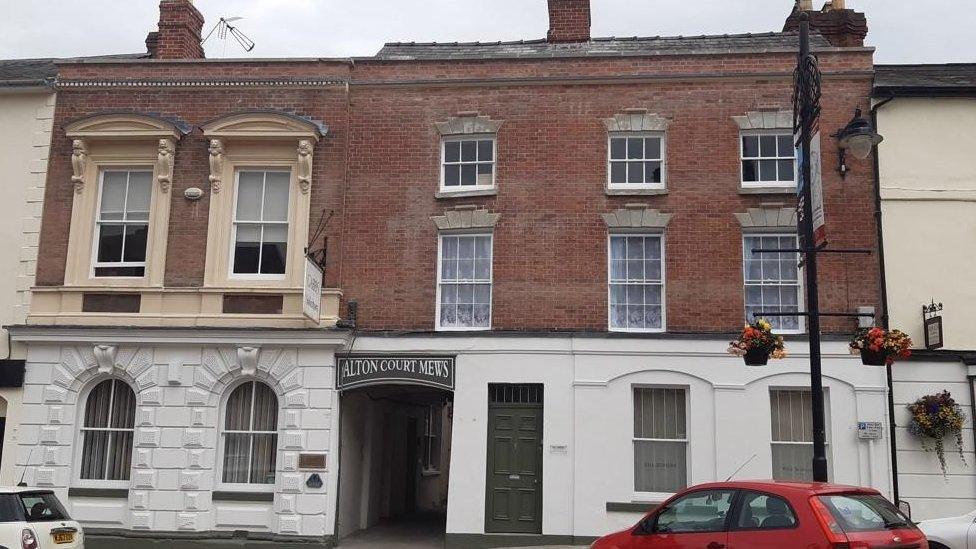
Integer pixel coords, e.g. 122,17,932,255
202,16,256,57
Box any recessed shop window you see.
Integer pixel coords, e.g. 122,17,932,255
633,386,687,494
92,169,152,277
221,381,279,485
741,132,796,187
79,379,136,481
608,133,665,189
441,137,495,192
231,170,290,277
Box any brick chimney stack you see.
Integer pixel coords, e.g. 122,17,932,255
784,0,868,47
148,0,206,59
547,0,591,43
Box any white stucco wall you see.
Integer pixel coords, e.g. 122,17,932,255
352,334,892,539
12,333,340,539
878,97,976,349
0,89,53,485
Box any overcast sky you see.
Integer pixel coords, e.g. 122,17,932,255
0,0,970,64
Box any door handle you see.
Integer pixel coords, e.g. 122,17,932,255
707,543,726,549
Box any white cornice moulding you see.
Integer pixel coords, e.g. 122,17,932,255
9,327,350,347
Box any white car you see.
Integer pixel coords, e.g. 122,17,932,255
919,509,976,549
0,487,83,549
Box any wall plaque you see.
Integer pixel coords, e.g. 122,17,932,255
337,355,455,391
298,453,327,471
924,316,944,350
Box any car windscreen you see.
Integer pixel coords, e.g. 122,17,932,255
19,492,71,522
818,494,912,532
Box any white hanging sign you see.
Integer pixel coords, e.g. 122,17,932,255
303,256,323,324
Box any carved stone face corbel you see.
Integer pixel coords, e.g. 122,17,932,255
93,344,118,374
237,346,260,377
297,139,314,194
208,139,225,194
71,139,88,194
156,138,176,193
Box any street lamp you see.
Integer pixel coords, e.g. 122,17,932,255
835,108,884,177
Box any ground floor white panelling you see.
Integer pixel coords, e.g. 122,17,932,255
891,358,976,521
9,329,896,542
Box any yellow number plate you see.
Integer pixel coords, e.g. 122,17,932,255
53,532,74,544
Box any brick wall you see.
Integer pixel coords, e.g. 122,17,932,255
37,50,879,334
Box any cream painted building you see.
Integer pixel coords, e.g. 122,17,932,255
875,63,976,520
0,58,57,486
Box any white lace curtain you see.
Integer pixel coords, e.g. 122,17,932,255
222,381,279,484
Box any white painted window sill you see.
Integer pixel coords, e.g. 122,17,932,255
435,188,498,199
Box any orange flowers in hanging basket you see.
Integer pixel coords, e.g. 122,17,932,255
849,327,912,366
728,319,786,366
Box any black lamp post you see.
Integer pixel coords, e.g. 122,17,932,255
835,108,884,178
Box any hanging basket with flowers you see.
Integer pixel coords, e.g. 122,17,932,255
907,391,967,477
849,327,912,366
727,318,786,366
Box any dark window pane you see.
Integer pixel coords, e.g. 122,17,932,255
627,138,643,159
233,241,260,274
628,162,643,183
610,162,626,183
778,160,795,182
477,163,493,175
110,381,136,429
80,431,109,479
461,164,477,186
444,141,460,163
778,135,795,157
742,136,760,158
122,224,148,262
444,164,461,187
444,165,460,186
610,138,626,160
477,140,493,162
84,380,112,428
760,135,777,157
645,138,661,159
461,140,476,161
742,160,759,182
107,431,133,480
260,241,287,274
97,225,124,263
759,160,777,181
645,161,662,183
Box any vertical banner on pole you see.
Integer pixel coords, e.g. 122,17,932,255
809,130,826,247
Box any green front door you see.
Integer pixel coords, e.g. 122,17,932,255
485,389,543,534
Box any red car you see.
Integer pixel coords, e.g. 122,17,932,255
592,480,927,549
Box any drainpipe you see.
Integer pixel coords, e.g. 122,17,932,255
871,96,898,502
969,374,976,479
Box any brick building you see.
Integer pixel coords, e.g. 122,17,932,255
8,0,894,547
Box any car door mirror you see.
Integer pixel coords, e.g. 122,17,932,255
897,500,912,520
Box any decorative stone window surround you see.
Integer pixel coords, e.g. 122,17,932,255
734,206,798,231
201,112,324,291
733,109,797,195
62,113,188,288
603,206,672,333
435,113,503,199
431,206,499,332
602,110,670,196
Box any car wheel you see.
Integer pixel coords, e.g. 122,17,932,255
927,542,951,549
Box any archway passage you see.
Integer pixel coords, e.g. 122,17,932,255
337,384,453,548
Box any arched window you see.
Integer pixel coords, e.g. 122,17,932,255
79,379,136,481
222,381,278,484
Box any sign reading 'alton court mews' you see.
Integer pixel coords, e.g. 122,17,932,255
336,356,456,391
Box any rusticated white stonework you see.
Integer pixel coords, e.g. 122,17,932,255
16,341,338,537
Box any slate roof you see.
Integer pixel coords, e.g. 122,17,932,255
375,32,833,61
874,64,976,96
0,54,145,88
0,58,57,87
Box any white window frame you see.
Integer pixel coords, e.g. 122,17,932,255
632,385,689,501
435,232,493,332
439,135,497,194
607,132,667,190
73,378,136,489
228,168,292,281
607,233,666,333
89,167,154,279
422,404,442,475
216,380,280,492
742,232,805,334
769,388,832,481
739,129,797,188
